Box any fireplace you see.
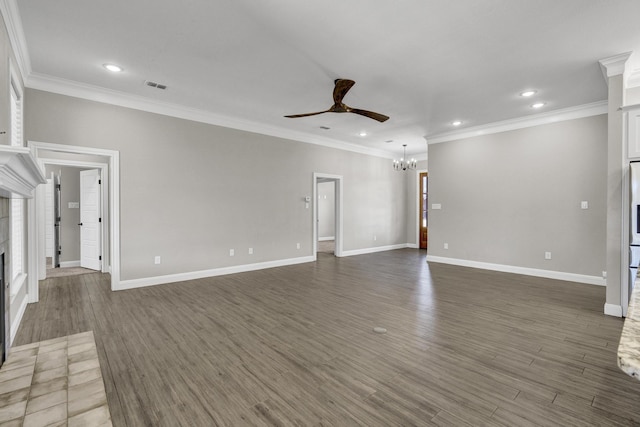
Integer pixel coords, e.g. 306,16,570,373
0,146,47,364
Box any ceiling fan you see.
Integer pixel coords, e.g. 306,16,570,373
285,79,389,123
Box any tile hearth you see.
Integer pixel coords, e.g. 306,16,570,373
0,331,111,426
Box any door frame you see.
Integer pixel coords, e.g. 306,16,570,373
27,141,120,302
39,161,107,274
415,168,429,249
313,173,343,258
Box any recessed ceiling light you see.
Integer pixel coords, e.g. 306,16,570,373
531,102,546,109
520,90,537,97
452,120,463,126
103,63,123,72
359,131,367,137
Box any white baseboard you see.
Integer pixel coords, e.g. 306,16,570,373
340,244,409,257
604,303,623,317
59,260,81,268
116,255,316,291
407,243,419,249
426,255,606,286
10,294,28,345
318,236,335,242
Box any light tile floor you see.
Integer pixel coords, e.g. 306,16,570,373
0,331,112,426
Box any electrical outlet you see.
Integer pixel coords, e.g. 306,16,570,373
154,256,161,265
602,271,607,279
296,243,300,249
444,243,449,249
229,249,235,256
545,251,551,260
249,248,253,255
581,201,588,209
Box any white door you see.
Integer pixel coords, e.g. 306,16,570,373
45,177,54,258
80,169,101,270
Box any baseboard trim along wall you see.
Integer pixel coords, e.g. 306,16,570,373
10,294,28,345
340,244,410,257
318,236,335,242
426,255,605,286
117,244,420,291
116,255,316,291
59,260,81,268
604,303,623,318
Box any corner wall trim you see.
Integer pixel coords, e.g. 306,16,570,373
340,244,409,257
604,303,623,318
116,255,315,291
10,294,28,345
426,255,605,286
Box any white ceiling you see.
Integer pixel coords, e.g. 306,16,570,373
9,0,640,156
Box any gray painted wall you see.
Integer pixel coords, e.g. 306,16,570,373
427,115,607,278
627,86,640,105
25,89,408,281
317,181,335,239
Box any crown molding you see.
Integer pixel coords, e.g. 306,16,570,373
425,101,607,145
599,52,632,82
25,72,397,160
0,0,32,80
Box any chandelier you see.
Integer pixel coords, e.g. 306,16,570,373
393,144,417,171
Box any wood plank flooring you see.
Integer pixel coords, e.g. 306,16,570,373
13,249,640,426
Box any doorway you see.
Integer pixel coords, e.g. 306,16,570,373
317,180,336,254
44,165,103,277
313,173,343,257
27,141,121,302
419,171,428,249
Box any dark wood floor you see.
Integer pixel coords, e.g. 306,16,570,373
13,249,640,426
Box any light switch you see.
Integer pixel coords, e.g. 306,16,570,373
581,201,588,209
432,203,442,210
68,202,79,209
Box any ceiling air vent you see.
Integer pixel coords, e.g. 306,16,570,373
144,80,167,90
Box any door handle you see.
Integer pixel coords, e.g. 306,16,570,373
78,223,83,226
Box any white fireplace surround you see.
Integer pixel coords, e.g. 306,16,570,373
0,145,46,198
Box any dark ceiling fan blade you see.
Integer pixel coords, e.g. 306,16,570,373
285,79,390,123
350,108,390,123
333,79,356,104
284,110,329,118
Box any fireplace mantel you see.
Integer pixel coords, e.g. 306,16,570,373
0,146,46,198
